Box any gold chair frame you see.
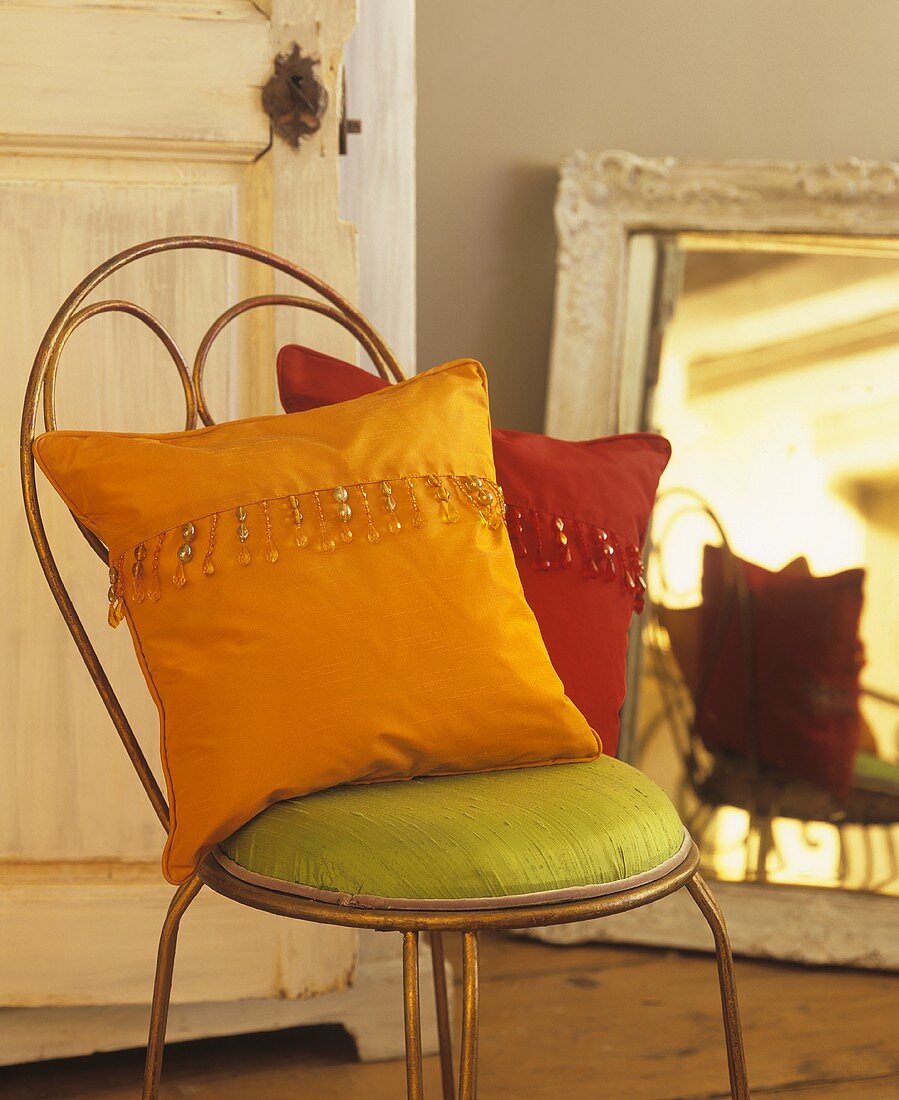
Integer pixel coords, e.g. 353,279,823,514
20,236,749,1100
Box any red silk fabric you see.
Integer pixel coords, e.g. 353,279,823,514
278,346,671,754
696,546,865,799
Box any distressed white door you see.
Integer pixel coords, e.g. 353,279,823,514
0,0,378,1063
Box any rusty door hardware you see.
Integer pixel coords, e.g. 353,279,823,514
339,64,362,155
262,44,328,147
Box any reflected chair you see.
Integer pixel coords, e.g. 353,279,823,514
643,489,899,888
21,237,749,1100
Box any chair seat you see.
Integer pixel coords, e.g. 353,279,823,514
696,749,899,826
214,755,688,911
854,750,899,792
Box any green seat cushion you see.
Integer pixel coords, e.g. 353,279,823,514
216,755,688,910
854,750,899,790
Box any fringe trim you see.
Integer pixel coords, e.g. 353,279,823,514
505,506,646,612
106,474,504,625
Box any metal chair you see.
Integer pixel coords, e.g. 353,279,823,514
21,237,749,1100
642,488,899,888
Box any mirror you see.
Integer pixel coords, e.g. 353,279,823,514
544,152,899,968
637,235,899,898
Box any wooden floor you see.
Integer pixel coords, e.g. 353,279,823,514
2,934,898,1099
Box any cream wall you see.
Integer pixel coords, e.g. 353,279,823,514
342,0,416,369
417,0,899,431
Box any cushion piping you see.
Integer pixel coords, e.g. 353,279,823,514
212,828,692,912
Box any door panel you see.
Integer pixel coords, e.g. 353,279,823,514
0,2,270,156
2,172,239,860
1,0,361,1019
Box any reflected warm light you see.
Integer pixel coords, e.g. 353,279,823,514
636,242,899,898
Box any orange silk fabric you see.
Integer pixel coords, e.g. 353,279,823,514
34,360,599,882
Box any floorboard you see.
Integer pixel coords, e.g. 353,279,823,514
1,935,896,1099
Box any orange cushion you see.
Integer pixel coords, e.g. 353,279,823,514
33,360,599,883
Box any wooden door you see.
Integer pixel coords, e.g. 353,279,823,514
0,0,380,1063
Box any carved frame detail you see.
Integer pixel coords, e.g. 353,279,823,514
542,150,899,965
546,149,899,440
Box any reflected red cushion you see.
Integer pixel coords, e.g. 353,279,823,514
696,546,865,799
278,345,671,754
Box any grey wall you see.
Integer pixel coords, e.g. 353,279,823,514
417,0,899,431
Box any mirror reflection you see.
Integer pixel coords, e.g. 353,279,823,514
633,235,899,897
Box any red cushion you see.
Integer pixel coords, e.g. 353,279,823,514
696,545,865,799
277,345,671,755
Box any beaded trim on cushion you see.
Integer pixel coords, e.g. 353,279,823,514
505,505,646,612
105,474,504,626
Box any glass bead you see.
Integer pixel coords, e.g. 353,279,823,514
333,486,349,503
235,506,247,522
405,480,424,528
237,523,249,542
148,578,161,603
290,497,308,548
177,543,193,563
181,522,196,542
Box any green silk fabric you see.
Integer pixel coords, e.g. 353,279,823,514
854,750,899,788
218,755,685,903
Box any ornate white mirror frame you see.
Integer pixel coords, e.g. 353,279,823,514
546,149,899,439
541,151,899,969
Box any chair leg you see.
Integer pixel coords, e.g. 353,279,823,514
458,931,479,1100
754,813,774,883
429,931,456,1100
687,873,750,1100
837,822,851,884
861,824,874,891
143,875,204,1100
403,931,425,1100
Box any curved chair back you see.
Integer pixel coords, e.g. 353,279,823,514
20,235,403,831
644,488,758,790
